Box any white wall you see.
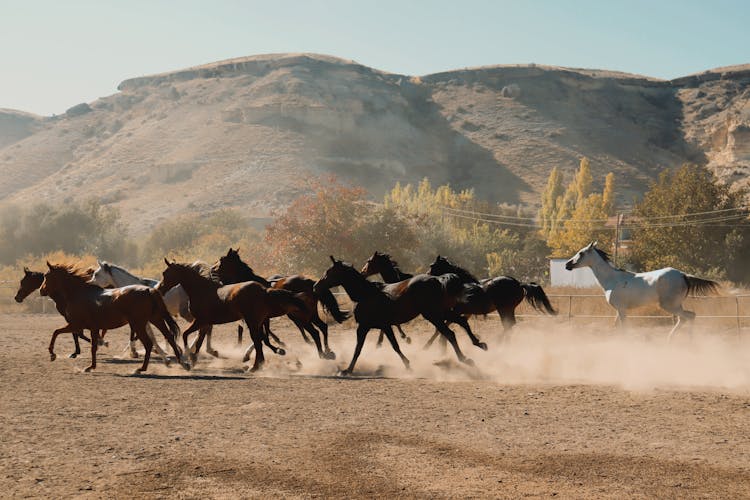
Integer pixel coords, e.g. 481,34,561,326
549,259,599,288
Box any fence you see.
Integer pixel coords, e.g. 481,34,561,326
3,280,750,334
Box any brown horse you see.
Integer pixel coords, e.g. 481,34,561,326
156,259,310,372
314,256,475,375
213,248,347,361
40,262,185,373
15,267,94,359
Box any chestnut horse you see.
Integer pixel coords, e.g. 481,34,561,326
40,263,185,373
15,267,93,359
213,248,347,361
156,259,310,372
314,256,476,375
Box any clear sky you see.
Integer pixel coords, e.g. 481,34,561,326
2,0,748,116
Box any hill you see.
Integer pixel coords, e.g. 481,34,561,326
0,54,748,233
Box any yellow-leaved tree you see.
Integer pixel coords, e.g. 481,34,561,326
539,158,616,257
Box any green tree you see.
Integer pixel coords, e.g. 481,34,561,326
630,164,749,282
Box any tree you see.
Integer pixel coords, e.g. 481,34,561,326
630,164,750,282
541,158,616,257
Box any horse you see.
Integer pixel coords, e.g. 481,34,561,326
565,241,721,340
361,252,490,351
39,262,186,373
426,254,556,346
213,248,346,361
156,259,310,372
15,267,94,359
314,256,477,375
360,251,414,346
89,260,233,359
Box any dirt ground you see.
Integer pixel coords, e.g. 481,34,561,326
2,313,750,499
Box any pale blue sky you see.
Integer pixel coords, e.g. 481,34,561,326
2,0,748,115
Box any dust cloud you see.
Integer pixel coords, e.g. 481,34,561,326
139,320,750,392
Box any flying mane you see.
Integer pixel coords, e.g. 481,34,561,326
593,248,630,273
48,263,99,288
438,258,480,283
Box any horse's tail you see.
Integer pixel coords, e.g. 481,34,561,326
314,286,350,323
521,282,557,315
149,288,180,339
684,274,721,296
267,289,310,316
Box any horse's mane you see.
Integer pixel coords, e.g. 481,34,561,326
593,248,629,273
436,257,480,283
173,261,221,282
48,263,96,287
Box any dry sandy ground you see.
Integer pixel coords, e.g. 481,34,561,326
2,313,750,499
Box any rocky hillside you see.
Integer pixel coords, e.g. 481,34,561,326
0,54,748,233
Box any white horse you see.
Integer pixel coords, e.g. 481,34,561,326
565,241,720,340
89,261,220,358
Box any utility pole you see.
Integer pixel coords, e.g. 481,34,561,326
613,213,623,266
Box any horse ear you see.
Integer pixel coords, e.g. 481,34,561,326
592,240,598,248
23,266,29,273
235,247,239,254
329,255,336,264
226,248,233,257
46,261,53,270
164,257,171,267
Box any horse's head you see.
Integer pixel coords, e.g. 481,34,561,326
565,241,599,270
15,267,44,303
157,258,182,294
315,256,355,292
215,248,244,279
360,251,387,277
428,255,453,276
89,260,116,288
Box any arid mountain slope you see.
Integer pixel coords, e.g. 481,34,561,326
0,54,748,233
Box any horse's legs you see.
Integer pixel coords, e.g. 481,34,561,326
312,314,333,354
381,325,410,370
376,330,385,348
448,312,487,350
144,324,171,365
266,319,286,347
246,320,266,373
666,305,695,342
49,324,75,361
204,328,220,358
300,319,335,360
132,325,153,374
84,329,100,372
290,317,313,345
182,320,202,351
423,328,441,350
497,306,517,332
341,325,370,376
148,316,188,369
425,317,473,366
396,324,411,344
70,331,82,358
237,324,243,344
189,326,212,364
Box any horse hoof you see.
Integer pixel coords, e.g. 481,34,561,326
277,340,287,348
130,352,139,359
50,353,56,362
97,339,107,347
277,348,286,356
242,354,251,363
462,358,475,367
68,353,78,359
163,359,171,367
133,368,143,375
476,342,488,351
323,351,336,360
404,337,412,344
208,349,220,358
376,343,383,349
338,369,352,377
182,362,191,371
84,366,94,372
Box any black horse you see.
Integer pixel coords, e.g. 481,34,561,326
425,255,556,347
360,251,414,346
213,248,346,360
315,256,480,375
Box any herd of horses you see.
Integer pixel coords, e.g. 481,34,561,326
13,241,720,376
